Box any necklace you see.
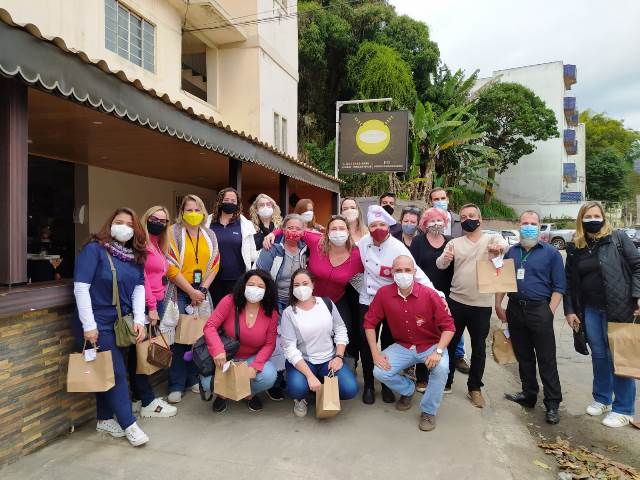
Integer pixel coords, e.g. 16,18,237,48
586,238,599,255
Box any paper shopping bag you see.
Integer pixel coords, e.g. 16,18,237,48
492,329,517,365
175,314,207,345
316,373,341,419
67,345,115,392
477,259,518,294
608,321,640,380
213,361,251,401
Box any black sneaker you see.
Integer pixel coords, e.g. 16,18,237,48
212,396,227,413
247,396,263,412
266,386,285,401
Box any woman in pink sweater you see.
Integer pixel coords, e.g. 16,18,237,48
202,269,279,413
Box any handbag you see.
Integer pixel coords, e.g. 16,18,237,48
105,252,136,347
572,318,589,356
192,306,241,376
147,325,173,369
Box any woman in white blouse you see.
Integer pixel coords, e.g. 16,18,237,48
280,269,359,417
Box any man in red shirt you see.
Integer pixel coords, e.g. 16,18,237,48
364,255,455,431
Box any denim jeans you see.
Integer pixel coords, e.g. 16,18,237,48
584,307,636,416
455,337,465,358
200,356,278,397
373,343,449,416
168,290,199,393
285,360,359,400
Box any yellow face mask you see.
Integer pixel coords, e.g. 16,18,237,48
182,211,204,227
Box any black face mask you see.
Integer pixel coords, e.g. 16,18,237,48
147,220,167,236
461,219,481,233
582,220,604,234
221,202,238,214
382,204,394,216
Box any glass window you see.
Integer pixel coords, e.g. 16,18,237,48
274,113,281,150
281,117,288,153
104,0,155,72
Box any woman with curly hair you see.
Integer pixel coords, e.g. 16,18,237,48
249,193,282,250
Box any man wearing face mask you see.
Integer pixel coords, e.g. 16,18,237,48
436,203,507,408
495,211,565,425
364,255,455,431
379,192,402,237
359,205,438,405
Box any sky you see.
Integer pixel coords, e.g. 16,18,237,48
390,0,640,130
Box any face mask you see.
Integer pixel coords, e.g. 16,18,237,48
519,225,539,240
111,224,134,243
147,219,166,236
382,204,394,216
293,285,313,302
582,219,604,234
402,224,417,236
370,227,389,243
183,211,204,226
284,230,303,243
300,211,314,223
329,231,349,246
342,209,359,222
244,285,265,303
426,220,445,235
393,272,414,290
433,200,449,211
221,202,238,214
258,206,273,219
461,219,480,233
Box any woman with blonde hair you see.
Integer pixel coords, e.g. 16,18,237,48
249,193,282,250
162,194,219,404
340,197,368,243
564,201,640,428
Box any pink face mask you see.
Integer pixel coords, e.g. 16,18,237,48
370,227,389,243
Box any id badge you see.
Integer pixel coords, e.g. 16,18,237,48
516,268,525,280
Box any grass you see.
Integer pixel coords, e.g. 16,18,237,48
450,187,517,220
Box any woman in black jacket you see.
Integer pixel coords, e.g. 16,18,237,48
564,201,639,428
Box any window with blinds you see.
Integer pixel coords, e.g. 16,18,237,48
105,0,155,72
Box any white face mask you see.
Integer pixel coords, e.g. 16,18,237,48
244,285,265,303
393,272,414,290
342,209,359,222
300,211,314,223
257,206,273,219
293,285,313,302
111,224,134,243
328,231,349,246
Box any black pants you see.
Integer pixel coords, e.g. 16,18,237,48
336,284,362,361
209,277,237,308
446,298,492,391
506,299,562,410
359,303,394,388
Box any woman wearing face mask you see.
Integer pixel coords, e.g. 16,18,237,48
340,197,368,244
202,270,279,413
394,206,422,248
409,208,455,392
281,269,359,417
73,207,149,446
207,188,258,307
126,206,177,418
564,201,640,428
249,193,282,251
293,198,324,232
164,195,219,404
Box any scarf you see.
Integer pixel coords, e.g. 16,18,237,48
105,241,134,262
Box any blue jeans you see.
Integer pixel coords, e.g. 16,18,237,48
168,290,199,393
584,307,636,416
200,356,277,397
455,337,465,358
285,360,359,400
374,343,449,416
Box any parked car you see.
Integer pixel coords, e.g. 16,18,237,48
623,228,636,239
500,229,520,246
540,223,575,250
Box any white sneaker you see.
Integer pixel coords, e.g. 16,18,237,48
96,419,125,438
125,422,149,446
140,398,177,418
190,383,200,394
293,399,308,418
602,412,633,428
131,400,142,414
586,401,612,416
167,391,182,404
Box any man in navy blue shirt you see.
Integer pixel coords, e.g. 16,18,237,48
495,210,566,425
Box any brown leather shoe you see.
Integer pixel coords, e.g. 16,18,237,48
467,390,485,408
419,413,436,431
456,357,470,374
396,394,413,411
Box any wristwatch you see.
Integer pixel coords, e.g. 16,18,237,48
435,348,444,355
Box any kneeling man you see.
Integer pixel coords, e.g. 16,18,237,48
364,255,455,431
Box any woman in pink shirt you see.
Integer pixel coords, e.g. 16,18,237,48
202,269,279,413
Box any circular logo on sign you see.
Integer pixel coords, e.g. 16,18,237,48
356,120,391,155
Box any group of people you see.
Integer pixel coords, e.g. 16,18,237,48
73,186,639,447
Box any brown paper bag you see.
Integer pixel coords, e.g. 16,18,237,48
477,259,518,294
175,314,207,345
608,321,640,380
213,361,251,401
316,373,341,419
135,332,164,375
492,329,517,365
67,345,115,392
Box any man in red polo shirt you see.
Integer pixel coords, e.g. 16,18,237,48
364,255,455,431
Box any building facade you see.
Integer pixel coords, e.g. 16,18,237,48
474,61,586,218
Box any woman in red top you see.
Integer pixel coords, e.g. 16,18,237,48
202,269,278,413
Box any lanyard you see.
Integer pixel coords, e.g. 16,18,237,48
186,229,201,265
520,247,534,266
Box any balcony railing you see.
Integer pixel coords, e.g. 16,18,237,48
560,192,582,202
563,162,577,183
564,64,577,90
567,112,579,126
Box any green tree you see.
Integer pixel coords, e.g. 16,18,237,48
473,82,558,203
421,64,479,114
586,147,631,201
579,110,640,159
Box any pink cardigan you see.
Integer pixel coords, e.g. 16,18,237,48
144,239,168,311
